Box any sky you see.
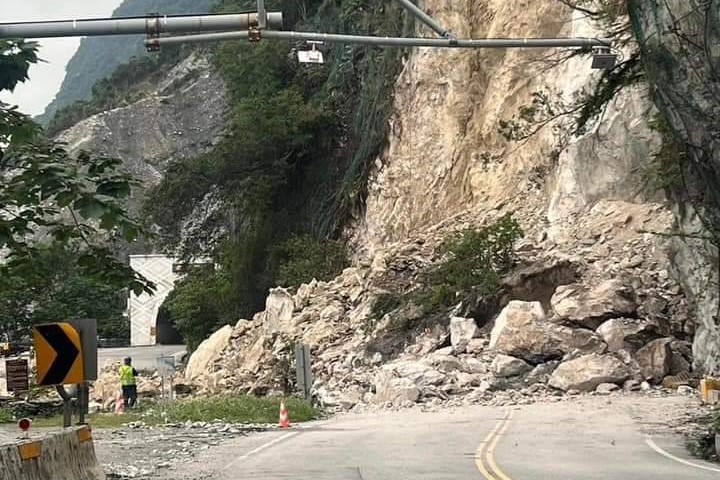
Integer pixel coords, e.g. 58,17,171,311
0,0,123,116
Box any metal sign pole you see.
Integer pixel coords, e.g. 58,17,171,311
55,386,72,428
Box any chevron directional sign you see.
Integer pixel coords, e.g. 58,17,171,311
32,323,85,386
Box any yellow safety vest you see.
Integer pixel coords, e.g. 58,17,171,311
119,365,136,386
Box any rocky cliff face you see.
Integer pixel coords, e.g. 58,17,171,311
57,53,228,209
184,1,704,408
629,0,720,374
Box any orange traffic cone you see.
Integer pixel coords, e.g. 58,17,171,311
114,393,125,415
278,400,290,428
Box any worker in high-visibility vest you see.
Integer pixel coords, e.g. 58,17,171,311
119,357,139,408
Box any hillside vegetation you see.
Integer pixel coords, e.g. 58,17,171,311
146,0,410,346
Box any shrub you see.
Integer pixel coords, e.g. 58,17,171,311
371,293,404,319
430,215,523,298
422,215,524,312
162,267,229,351
366,216,524,322
0,408,13,424
273,235,349,289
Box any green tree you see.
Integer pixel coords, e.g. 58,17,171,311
0,39,153,338
162,268,229,351
273,235,348,289
0,246,127,341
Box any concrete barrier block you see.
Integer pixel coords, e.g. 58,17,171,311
0,427,105,480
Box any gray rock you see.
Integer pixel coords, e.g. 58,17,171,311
372,373,420,405
623,379,641,391
490,301,606,363
595,383,619,395
450,317,479,353
549,354,630,392
455,372,482,387
635,338,672,382
466,338,487,354
382,361,446,387
525,361,560,385
491,354,532,378
550,280,637,329
428,354,467,373
595,318,660,352
677,385,695,396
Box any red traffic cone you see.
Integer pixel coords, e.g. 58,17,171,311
114,393,125,415
278,401,290,428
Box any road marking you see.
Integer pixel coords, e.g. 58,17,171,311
475,409,514,480
645,437,720,474
486,409,514,480
222,431,300,471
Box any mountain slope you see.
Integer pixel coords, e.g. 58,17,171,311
36,0,216,125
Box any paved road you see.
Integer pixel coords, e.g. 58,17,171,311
97,344,186,370
178,395,720,480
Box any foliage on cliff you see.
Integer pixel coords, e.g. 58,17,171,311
0,39,152,339
146,0,410,344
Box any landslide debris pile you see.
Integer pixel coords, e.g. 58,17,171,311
185,199,694,410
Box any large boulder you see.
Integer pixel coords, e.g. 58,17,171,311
552,325,607,355
490,301,606,362
185,325,233,383
549,354,630,392
450,317,479,353
596,318,660,352
635,338,672,382
382,361,446,387
262,287,295,334
373,373,420,405
551,280,637,329
491,354,532,378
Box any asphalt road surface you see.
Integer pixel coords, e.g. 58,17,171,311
97,344,186,370
174,395,720,480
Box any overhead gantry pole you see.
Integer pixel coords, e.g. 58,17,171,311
394,0,453,39
0,12,283,39
144,29,612,50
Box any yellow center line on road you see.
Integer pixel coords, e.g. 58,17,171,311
474,408,514,480
485,408,514,480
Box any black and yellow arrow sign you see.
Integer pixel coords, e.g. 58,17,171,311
32,323,84,386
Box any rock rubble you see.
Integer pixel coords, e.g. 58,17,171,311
184,196,695,411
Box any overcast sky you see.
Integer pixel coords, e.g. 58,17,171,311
0,0,123,116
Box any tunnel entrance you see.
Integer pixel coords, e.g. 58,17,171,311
156,307,183,345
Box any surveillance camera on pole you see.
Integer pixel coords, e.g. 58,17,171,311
591,46,618,70
298,41,325,64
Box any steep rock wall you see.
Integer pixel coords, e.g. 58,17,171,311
629,0,720,374
354,1,656,257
